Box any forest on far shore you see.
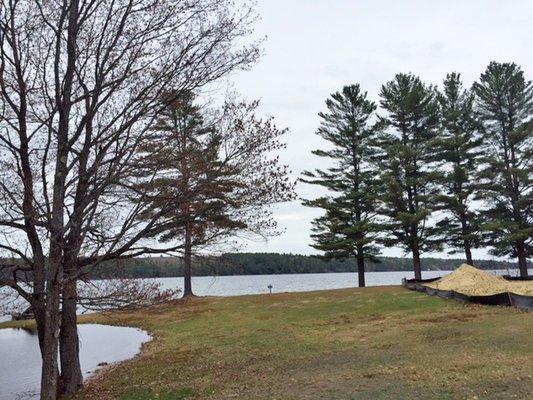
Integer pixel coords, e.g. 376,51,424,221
87,253,524,279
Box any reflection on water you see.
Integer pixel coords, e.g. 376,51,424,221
0,324,150,400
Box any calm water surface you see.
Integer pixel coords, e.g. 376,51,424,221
0,324,150,400
152,269,516,296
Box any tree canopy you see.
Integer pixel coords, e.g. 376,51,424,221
301,84,382,286
376,73,441,280
473,62,533,277
433,73,483,265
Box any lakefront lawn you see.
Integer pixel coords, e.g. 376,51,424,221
7,286,532,399
76,286,532,400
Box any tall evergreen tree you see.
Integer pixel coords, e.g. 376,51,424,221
138,93,295,295
473,62,533,277
377,73,441,280
434,73,483,265
139,91,218,297
301,84,382,287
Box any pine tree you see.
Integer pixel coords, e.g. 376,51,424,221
434,72,483,265
377,73,441,280
473,62,533,277
301,84,382,287
139,91,219,297
138,93,295,295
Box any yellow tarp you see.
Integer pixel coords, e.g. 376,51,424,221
424,264,533,296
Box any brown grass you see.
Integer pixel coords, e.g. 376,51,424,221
72,286,532,400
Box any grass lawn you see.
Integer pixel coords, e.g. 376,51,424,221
5,286,533,399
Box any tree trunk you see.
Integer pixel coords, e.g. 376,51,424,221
40,284,61,400
59,277,83,396
412,243,422,281
459,214,474,266
464,242,473,266
33,297,47,353
42,0,79,396
182,220,194,297
356,247,365,288
516,241,529,278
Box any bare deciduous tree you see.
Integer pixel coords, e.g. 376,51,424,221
0,0,259,398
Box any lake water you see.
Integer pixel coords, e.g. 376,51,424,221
0,324,150,400
150,269,518,296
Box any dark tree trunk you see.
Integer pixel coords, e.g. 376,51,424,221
356,247,365,287
516,242,529,278
33,297,47,352
42,0,79,396
412,243,422,281
40,282,61,400
464,242,473,266
59,276,83,396
31,263,47,353
459,214,474,266
182,220,194,297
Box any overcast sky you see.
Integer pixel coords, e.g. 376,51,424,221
226,0,533,259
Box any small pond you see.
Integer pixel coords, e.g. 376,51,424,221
0,324,150,400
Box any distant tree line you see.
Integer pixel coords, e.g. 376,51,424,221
302,62,532,285
71,253,521,279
